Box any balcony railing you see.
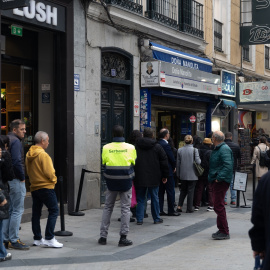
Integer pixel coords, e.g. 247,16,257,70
179,0,204,38
103,0,143,15
145,0,178,29
101,0,204,39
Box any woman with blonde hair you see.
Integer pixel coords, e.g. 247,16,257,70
176,135,201,213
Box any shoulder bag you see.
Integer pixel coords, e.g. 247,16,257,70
193,149,204,177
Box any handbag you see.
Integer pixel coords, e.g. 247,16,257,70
193,149,204,177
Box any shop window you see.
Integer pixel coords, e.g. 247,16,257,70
214,19,223,52
243,45,250,62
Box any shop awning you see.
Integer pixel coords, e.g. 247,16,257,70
150,42,213,73
212,99,237,117
221,99,237,108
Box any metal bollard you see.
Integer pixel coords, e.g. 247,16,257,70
55,176,73,236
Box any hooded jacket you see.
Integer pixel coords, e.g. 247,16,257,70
25,145,57,192
134,137,169,187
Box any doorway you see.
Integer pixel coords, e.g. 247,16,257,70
1,63,35,191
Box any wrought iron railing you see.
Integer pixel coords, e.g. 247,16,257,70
179,0,203,38
145,0,178,29
103,0,143,15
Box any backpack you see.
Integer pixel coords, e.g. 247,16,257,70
257,145,270,167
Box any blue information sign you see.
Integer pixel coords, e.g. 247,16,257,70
74,74,80,91
221,70,236,97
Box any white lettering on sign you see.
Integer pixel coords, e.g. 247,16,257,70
13,0,57,26
172,67,192,78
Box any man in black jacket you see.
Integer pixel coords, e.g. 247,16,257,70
134,128,169,225
249,171,270,269
224,132,240,205
158,128,180,216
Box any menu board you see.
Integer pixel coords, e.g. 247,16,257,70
233,172,248,192
239,129,251,165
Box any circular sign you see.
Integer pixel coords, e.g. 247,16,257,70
189,115,196,123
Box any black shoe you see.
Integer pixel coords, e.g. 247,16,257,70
186,210,194,213
168,212,181,216
176,208,182,213
212,230,221,238
159,211,167,216
3,241,9,249
136,221,143,225
118,217,135,222
144,213,148,218
212,232,230,240
118,238,133,247
98,237,107,245
154,219,163,224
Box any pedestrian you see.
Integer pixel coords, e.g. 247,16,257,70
2,119,29,250
176,135,201,213
249,171,270,269
118,129,142,222
193,138,214,212
209,131,233,240
134,128,169,225
0,136,15,262
158,129,180,216
224,132,241,206
25,131,63,248
98,125,137,247
251,136,269,181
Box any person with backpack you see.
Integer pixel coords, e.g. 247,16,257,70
193,138,213,212
251,136,269,181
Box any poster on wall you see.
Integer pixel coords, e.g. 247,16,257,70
196,112,206,132
141,61,159,87
140,89,151,132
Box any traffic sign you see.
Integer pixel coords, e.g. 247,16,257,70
189,115,196,123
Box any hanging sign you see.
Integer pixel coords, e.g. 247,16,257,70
221,70,236,97
189,115,196,123
252,0,270,25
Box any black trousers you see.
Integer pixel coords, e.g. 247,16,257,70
178,180,197,211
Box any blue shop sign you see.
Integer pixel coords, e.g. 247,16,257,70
150,42,213,73
221,70,236,97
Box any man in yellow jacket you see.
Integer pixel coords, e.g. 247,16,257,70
25,131,63,248
99,125,137,247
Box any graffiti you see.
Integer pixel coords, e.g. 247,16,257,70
255,0,270,9
249,26,270,43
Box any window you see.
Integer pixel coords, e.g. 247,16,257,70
243,45,250,62
266,46,270,70
214,20,223,52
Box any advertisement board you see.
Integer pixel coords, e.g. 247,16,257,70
239,81,270,102
221,70,236,97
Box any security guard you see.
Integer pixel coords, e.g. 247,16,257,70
98,125,137,247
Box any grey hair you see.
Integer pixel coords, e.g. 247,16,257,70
34,131,48,144
146,62,153,68
213,131,225,142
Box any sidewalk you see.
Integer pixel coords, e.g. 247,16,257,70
2,180,255,270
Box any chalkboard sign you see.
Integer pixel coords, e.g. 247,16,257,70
233,172,248,192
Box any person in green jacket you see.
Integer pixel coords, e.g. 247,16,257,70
208,131,233,240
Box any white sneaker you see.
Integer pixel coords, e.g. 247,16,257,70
33,238,45,246
207,206,214,212
43,237,63,248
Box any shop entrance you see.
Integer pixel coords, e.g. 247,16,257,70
157,111,196,148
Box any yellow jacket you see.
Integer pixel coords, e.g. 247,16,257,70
25,145,57,192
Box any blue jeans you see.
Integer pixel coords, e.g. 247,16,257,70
0,220,7,259
2,179,26,243
32,189,59,240
136,186,160,222
225,174,236,203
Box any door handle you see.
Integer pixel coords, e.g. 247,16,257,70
16,100,21,103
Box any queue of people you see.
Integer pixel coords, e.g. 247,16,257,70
0,119,63,263
99,126,236,246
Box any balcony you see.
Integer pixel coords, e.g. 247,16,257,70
94,0,204,42
103,0,143,15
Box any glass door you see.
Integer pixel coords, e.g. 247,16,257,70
1,63,34,191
